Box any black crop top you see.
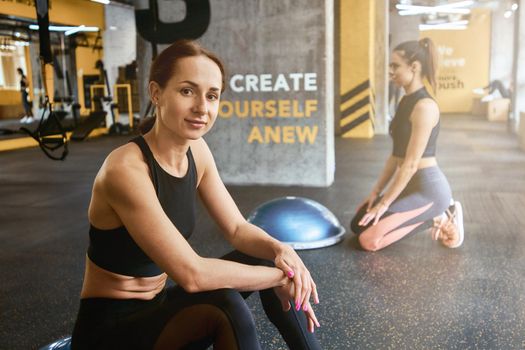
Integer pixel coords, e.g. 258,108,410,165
389,87,439,158
87,136,197,277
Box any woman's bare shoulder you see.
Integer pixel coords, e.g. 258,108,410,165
97,142,149,184
415,97,439,113
188,138,215,181
412,97,439,125
189,138,211,159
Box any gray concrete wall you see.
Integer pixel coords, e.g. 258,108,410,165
374,0,389,134
28,42,41,118
490,4,515,85
135,0,335,187
521,112,525,150
388,8,419,117
389,10,419,50
514,0,525,126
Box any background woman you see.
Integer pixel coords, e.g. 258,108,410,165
71,40,320,350
17,68,33,124
350,38,464,251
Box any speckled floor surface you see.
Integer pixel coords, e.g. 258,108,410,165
1,114,525,349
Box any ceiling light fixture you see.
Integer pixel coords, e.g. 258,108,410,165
419,20,469,31
397,0,474,16
29,25,99,33
65,25,85,36
398,8,471,16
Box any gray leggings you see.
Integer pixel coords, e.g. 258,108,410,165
351,166,452,237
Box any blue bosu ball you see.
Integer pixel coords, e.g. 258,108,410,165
39,337,71,350
247,197,345,250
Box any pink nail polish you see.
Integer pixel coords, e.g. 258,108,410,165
287,270,294,278
303,304,308,311
295,303,301,311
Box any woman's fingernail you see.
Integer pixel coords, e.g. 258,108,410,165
287,270,294,278
303,304,308,311
295,303,301,311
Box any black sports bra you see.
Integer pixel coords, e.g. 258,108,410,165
87,136,197,277
389,87,439,158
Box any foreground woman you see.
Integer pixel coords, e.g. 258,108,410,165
72,40,321,350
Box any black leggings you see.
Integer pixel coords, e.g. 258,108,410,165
71,251,320,350
21,90,32,116
485,80,511,99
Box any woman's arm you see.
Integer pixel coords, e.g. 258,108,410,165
100,150,287,293
360,98,439,225
361,155,397,207
194,139,319,308
356,155,397,213
372,155,398,196
191,141,282,261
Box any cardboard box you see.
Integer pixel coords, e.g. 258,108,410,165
487,98,510,122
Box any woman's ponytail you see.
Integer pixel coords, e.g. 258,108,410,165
139,116,156,134
418,37,438,92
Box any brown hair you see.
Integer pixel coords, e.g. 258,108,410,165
139,40,226,134
394,37,438,92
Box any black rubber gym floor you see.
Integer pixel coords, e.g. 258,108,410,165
1,114,525,349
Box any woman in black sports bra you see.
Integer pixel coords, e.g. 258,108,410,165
350,38,464,251
72,40,321,350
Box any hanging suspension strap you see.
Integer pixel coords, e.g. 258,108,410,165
19,51,69,160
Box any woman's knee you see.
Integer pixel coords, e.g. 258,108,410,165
209,289,246,308
209,289,257,332
358,235,381,252
222,250,273,268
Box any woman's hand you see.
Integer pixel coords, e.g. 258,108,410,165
273,244,319,311
274,278,294,312
274,279,321,333
358,201,389,226
356,190,379,213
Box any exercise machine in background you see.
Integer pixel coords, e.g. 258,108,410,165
71,59,134,141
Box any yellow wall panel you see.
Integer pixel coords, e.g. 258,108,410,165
0,89,21,105
0,0,104,27
340,0,370,94
339,0,374,138
342,119,374,138
422,9,491,113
